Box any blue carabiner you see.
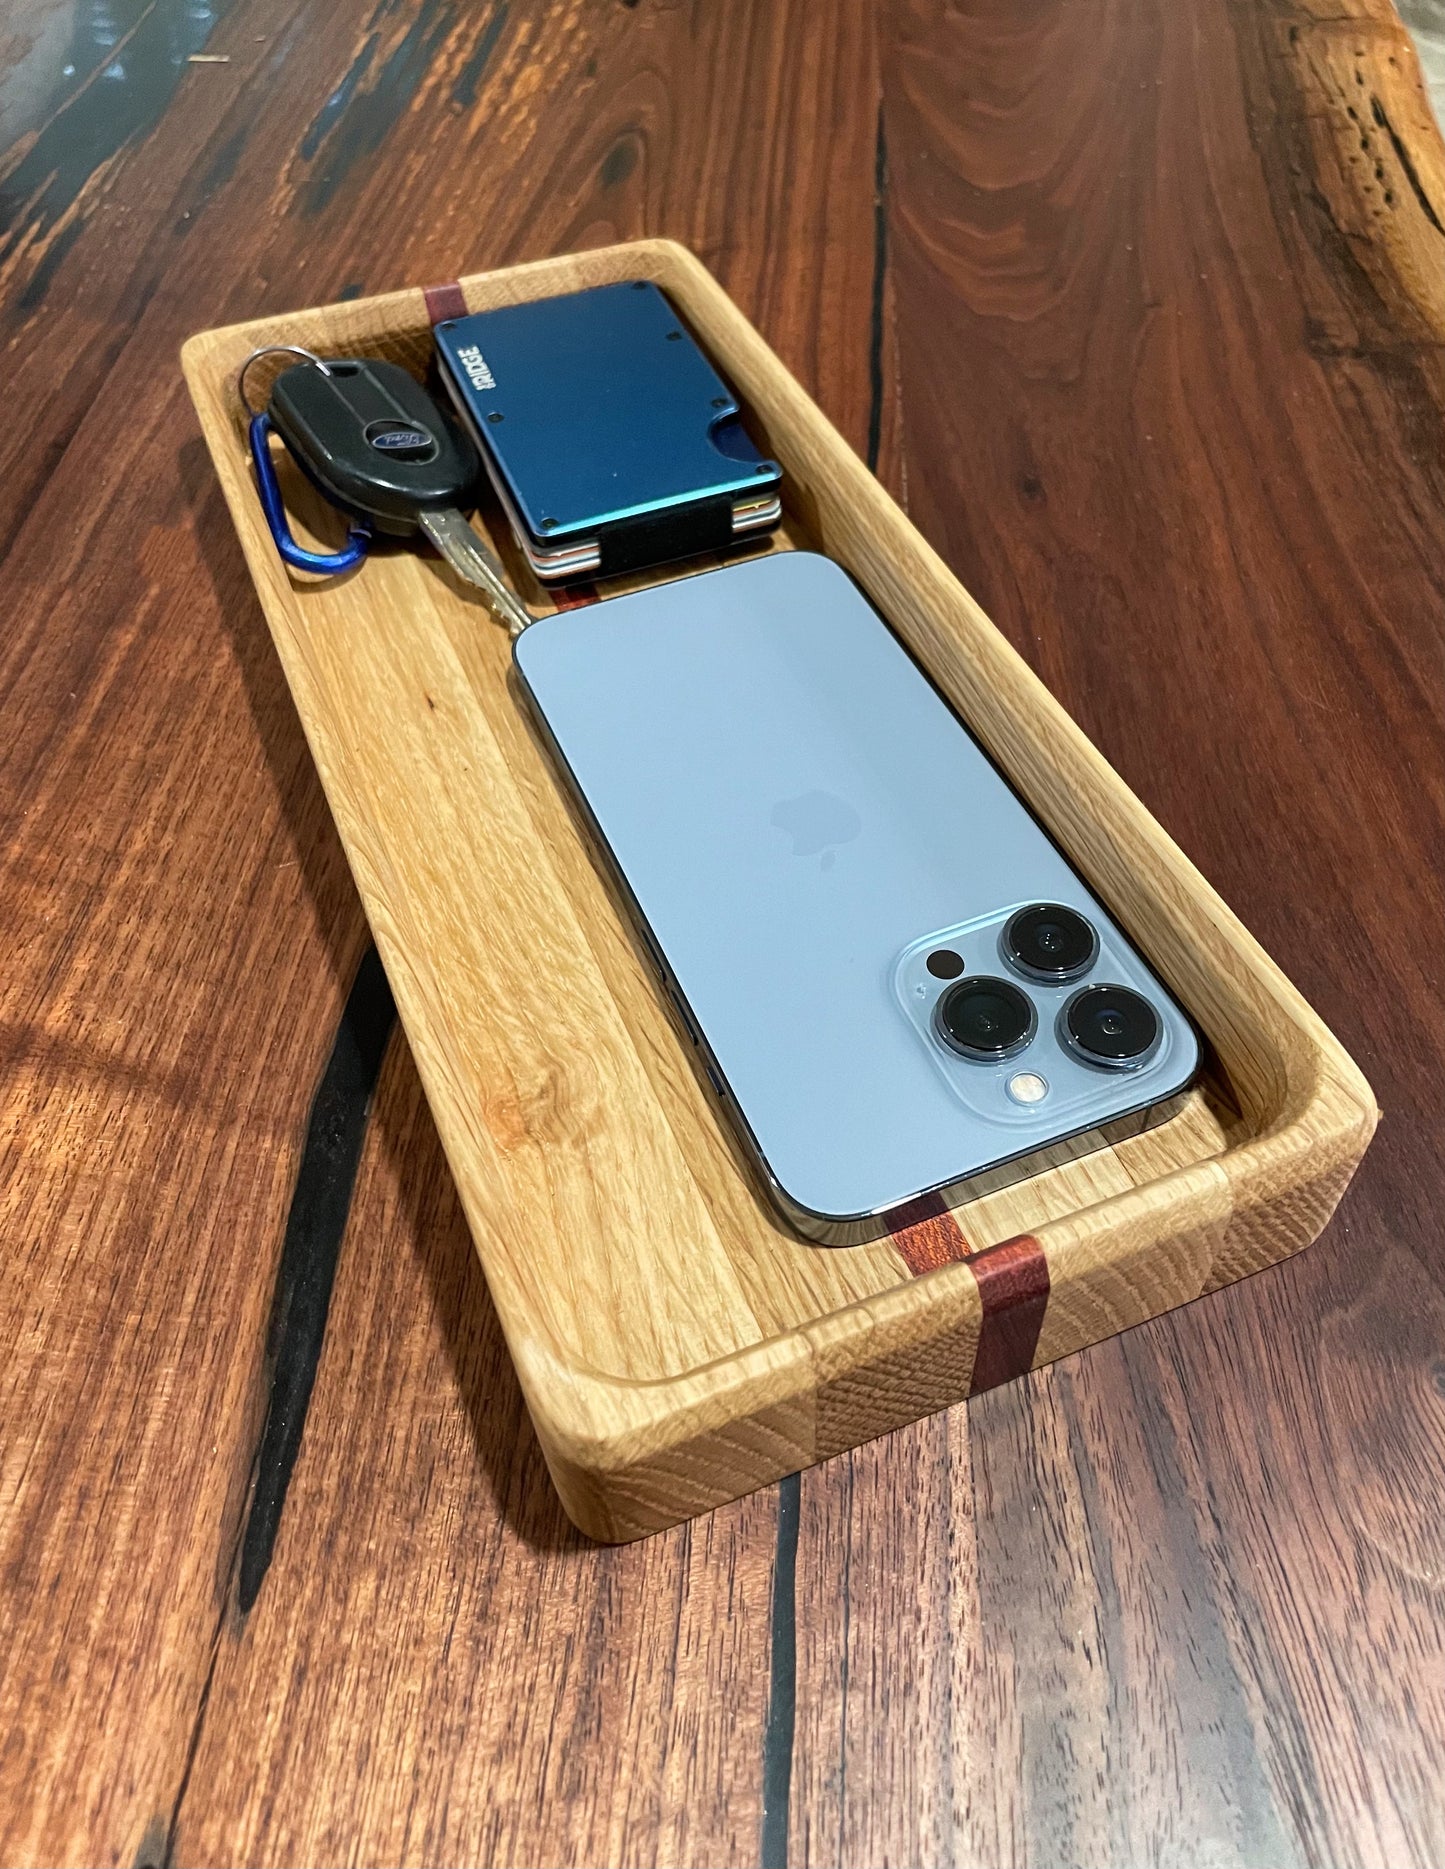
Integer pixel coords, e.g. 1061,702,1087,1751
248,411,371,574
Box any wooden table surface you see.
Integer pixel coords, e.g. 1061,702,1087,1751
4,1,1445,1863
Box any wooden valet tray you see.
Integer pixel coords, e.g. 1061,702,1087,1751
182,241,1378,1542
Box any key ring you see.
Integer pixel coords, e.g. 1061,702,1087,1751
237,344,332,416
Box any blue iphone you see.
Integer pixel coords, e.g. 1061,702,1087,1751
514,551,1200,1244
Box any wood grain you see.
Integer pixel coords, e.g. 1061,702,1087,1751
1,0,1442,1861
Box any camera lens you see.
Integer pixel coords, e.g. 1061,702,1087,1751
1062,984,1160,1069
1001,903,1098,983
935,976,1037,1061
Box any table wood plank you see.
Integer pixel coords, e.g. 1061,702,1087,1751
786,0,1445,1863
2,0,882,1862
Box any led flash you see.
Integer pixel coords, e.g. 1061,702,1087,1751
1007,1071,1049,1105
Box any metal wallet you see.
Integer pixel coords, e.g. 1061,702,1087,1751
432,280,783,582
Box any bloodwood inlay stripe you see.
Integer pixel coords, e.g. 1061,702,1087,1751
967,1234,1051,1394
552,581,601,609
886,1201,1051,1391
886,1189,972,1273
423,280,468,325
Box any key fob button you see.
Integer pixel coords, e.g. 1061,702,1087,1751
364,419,437,462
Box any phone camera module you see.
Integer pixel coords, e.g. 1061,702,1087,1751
1062,984,1160,1069
1002,904,1098,984
935,976,1036,1061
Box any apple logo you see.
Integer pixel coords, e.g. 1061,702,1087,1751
770,790,861,871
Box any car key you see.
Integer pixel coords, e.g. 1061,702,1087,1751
257,353,531,634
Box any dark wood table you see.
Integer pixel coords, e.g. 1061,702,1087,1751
5,1,1445,1862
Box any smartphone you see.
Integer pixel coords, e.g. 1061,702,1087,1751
513,551,1200,1244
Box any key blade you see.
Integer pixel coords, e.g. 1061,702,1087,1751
418,509,532,635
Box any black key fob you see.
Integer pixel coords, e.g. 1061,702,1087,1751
268,358,481,536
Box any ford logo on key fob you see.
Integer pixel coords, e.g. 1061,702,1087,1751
366,420,436,458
